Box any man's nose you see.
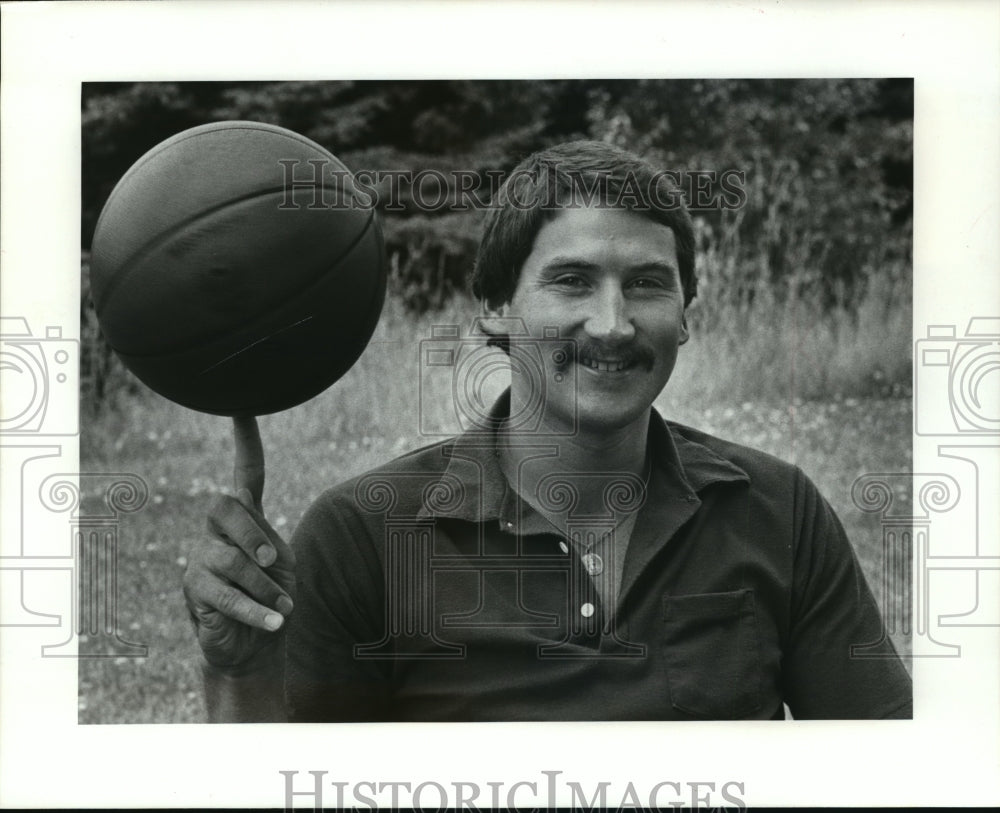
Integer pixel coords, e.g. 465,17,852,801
583,285,636,343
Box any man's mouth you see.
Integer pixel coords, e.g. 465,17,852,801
550,342,655,375
579,356,631,372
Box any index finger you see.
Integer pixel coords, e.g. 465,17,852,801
233,415,264,513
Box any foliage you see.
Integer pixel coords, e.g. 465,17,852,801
80,79,912,409
81,80,912,285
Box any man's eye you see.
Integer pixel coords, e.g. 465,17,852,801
553,274,587,288
629,277,665,290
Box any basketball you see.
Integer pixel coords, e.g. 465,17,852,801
89,121,386,416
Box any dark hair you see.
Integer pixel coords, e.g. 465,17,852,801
472,140,697,310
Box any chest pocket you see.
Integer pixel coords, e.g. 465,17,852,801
662,589,762,718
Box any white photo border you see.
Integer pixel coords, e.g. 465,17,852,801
1,0,998,808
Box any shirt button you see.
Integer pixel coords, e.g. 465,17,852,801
558,541,569,554
504,521,514,530
582,553,603,576
580,603,595,618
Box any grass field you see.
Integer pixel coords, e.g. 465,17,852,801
79,289,913,723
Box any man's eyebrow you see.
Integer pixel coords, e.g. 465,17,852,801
541,257,678,273
627,260,679,275
541,257,600,270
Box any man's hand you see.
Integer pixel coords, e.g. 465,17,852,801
182,416,296,673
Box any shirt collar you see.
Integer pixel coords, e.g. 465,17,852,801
418,389,748,528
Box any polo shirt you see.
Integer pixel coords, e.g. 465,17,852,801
286,393,912,721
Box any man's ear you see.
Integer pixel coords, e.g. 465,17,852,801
679,314,690,346
478,299,511,339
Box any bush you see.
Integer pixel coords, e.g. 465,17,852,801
80,80,912,412
383,212,482,311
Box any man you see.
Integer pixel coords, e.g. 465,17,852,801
183,141,913,721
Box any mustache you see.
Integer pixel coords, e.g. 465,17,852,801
558,341,656,371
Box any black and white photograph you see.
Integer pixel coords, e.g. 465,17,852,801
78,78,915,725
1,2,998,809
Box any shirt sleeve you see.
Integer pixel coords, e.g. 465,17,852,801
781,468,913,719
285,488,393,722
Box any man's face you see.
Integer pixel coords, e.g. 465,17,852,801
492,204,688,435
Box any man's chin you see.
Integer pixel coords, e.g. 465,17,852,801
570,400,652,437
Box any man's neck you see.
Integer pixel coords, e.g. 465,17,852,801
498,408,651,527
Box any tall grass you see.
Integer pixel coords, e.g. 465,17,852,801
661,268,910,416
78,275,913,722
78,199,913,721
81,236,912,562
82,262,910,469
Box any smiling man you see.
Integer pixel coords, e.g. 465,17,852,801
184,141,913,722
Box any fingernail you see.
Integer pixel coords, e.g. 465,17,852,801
256,545,276,567
277,596,294,615
264,612,283,630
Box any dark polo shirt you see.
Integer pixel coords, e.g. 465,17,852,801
287,394,912,721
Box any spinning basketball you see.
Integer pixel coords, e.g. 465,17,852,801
89,121,386,416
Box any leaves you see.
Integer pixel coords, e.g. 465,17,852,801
80,79,912,409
